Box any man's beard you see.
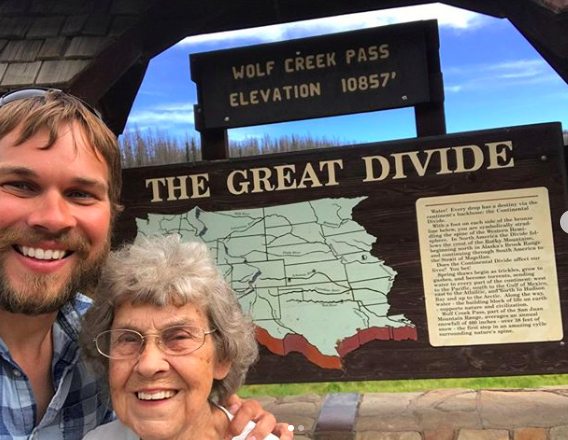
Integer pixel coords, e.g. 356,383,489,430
0,227,110,315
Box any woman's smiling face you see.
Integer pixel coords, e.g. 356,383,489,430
108,301,231,440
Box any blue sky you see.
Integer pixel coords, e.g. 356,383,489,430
125,3,568,145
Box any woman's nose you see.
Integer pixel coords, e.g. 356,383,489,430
135,337,170,376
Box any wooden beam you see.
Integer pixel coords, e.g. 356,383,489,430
501,0,568,85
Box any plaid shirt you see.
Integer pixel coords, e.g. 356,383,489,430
0,294,114,440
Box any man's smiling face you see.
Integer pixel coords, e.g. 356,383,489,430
0,122,112,315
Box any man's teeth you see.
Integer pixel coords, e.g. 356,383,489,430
137,391,176,401
19,246,66,260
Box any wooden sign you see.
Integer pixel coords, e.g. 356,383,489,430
190,20,440,129
116,122,568,383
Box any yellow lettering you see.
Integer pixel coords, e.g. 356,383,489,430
434,148,452,175
368,45,378,61
297,163,322,188
454,145,484,173
250,90,259,105
165,176,189,201
189,173,210,198
319,159,343,186
486,141,514,169
274,164,297,190
145,178,166,202
362,156,390,181
229,93,238,107
251,167,274,193
227,170,249,195
391,153,407,179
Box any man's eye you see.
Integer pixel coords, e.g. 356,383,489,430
5,181,32,191
1,181,36,196
68,190,94,199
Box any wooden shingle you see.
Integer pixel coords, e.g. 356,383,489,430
29,0,57,14
83,13,112,36
0,0,32,15
39,37,68,60
36,59,89,85
0,40,43,62
2,62,41,86
27,16,65,38
53,0,95,15
0,17,32,38
61,14,89,36
65,36,111,58
0,63,8,84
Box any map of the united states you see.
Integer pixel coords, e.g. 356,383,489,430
136,197,416,369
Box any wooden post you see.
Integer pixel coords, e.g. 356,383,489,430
415,100,446,137
194,104,229,160
200,128,229,160
415,20,446,137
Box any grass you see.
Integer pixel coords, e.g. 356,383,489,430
239,374,568,398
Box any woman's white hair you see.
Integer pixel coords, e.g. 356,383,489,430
79,234,259,402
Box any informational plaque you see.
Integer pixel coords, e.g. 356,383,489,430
417,187,562,347
117,122,568,383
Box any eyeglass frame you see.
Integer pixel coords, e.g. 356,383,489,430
0,87,103,120
94,326,217,360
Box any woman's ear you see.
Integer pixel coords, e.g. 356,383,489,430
214,359,232,380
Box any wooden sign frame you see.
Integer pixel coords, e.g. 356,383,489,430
117,122,568,383
190,20,446,160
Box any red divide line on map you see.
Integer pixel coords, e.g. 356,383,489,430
256,327,342,369
255,325,418,370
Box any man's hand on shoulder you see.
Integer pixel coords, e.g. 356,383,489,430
224,394,294,440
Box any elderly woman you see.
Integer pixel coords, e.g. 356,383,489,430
80,235,277,440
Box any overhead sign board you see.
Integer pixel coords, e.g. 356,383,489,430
117,122,568,383
190,20,439,129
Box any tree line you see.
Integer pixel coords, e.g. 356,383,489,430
119,127,568,169
119,127,344,168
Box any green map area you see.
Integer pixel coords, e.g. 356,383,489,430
136,197,414,364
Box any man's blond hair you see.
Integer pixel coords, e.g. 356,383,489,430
0,89,122,217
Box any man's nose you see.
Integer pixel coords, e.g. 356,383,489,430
27,191,77,232
135,337,170,377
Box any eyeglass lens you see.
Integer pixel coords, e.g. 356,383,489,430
96,326,208,359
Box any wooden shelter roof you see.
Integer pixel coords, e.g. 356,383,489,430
0,0,566,135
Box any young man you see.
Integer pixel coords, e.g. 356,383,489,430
0,89,292,440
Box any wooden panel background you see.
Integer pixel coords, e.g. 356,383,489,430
117,122,568,383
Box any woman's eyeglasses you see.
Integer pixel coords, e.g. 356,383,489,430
94,326,217,360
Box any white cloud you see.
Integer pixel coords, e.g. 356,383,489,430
153,102,195,112
444,59,557,92
127,103,195,127
445,85,462,93
229,130,266,142
487,60,545,79
176,4,487,48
